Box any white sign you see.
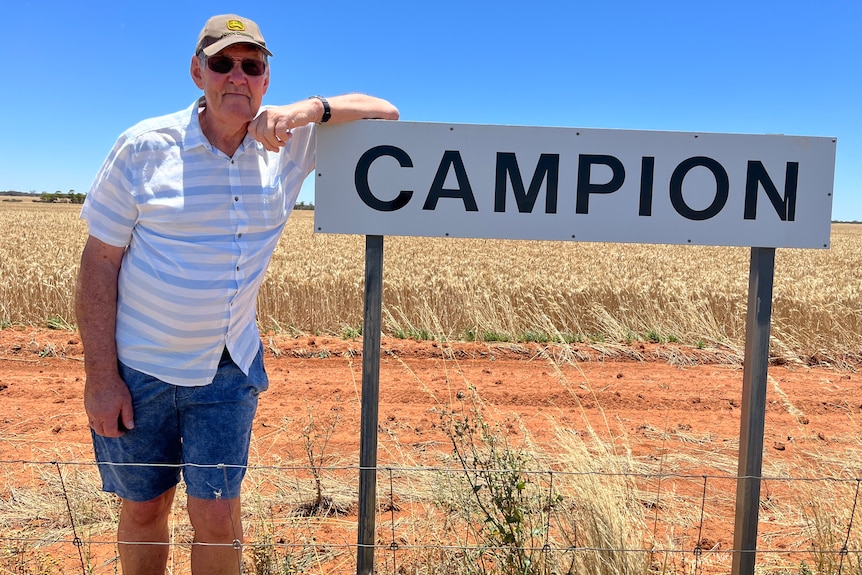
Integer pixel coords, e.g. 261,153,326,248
314,121,836,248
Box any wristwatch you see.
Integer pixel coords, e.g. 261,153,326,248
309,95,331,124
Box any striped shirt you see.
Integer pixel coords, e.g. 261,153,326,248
81,98,315,386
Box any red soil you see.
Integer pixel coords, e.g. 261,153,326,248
1,327,860,573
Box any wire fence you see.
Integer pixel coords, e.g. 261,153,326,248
2,457,861,575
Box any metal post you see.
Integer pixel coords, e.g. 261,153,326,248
731,247,776,575
356,235,384,575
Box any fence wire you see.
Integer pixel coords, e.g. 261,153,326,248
1,458,861,575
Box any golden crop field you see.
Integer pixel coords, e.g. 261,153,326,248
1,199,860,364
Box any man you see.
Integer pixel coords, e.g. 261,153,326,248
75,13,398,575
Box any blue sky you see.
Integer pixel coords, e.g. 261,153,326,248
3,1,860,220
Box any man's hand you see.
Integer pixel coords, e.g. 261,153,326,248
248,94,399,152
248,101,318,152
85,373,134,437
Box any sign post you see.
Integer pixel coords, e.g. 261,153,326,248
314,120,836,575
356,235,384,575
733,247,776,573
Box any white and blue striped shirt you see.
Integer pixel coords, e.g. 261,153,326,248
81,98,315,386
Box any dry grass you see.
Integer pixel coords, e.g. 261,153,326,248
2,202,861,366
3,379,861,574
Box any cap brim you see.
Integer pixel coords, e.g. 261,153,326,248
202,36,273,57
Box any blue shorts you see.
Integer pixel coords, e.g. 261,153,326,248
91,346,269,502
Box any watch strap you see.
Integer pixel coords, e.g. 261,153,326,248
309,95,331,124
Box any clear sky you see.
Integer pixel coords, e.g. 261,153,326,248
3,1,860,220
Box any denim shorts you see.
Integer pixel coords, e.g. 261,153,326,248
91,346,269,502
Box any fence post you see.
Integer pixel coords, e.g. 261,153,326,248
731,246,775,575
357,235,384,575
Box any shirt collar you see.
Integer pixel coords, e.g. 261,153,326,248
182,96,262,156
181,97,210,152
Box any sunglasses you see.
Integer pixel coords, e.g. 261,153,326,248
205,55,266,77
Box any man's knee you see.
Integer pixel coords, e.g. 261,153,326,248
188,496,242,541
121,488,176,527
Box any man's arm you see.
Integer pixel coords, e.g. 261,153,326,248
249,93,399,152
309,93,400,125
76,235,135,437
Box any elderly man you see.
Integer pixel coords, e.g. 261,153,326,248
76,13,397,574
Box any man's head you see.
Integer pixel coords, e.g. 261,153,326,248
195,14,272,58
191,14,272,134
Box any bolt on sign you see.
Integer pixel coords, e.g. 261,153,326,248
314,121,836,249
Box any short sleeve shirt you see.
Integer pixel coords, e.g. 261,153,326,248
81,98,316,386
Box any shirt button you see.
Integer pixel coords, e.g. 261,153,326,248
237,233,243,238
234,196,239,201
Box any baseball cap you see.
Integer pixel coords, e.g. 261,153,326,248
195,14,273,57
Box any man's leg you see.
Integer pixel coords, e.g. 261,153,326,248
180,347,265,574
93,362,184,573
117,487,176,575
188,494,243,575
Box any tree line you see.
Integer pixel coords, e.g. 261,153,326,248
1,190,85,204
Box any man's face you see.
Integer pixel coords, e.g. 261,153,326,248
191,44,270,128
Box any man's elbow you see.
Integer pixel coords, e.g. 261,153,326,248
383,105,399,121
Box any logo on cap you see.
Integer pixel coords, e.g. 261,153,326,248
226,20,245,31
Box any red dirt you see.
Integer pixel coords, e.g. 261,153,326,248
1,326,860,572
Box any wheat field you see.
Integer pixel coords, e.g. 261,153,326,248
2,198,862,573
1,199,860,364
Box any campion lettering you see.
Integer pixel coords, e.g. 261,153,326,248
353,146,799,222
